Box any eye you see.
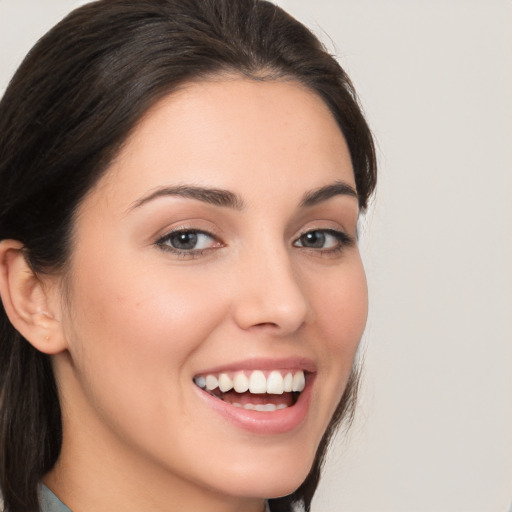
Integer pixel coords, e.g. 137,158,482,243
293,229,353,252
156,229,219,253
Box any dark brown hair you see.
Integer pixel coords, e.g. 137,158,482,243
0,1,376,510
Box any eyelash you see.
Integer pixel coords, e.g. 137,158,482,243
155,228,354,258
293,229,355,255
156,229,221,259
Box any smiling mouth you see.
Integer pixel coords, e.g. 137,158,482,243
193,369,306,412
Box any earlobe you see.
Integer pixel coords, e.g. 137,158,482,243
0,239,68,354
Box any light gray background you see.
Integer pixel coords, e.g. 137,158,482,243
1,1,511,511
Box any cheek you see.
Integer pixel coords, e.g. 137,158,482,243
63,253,227,390
305,257,367,414
59,254,232,460
312,259,368,355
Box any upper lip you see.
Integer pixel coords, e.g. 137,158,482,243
193,357,317,376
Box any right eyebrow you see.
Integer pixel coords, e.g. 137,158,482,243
127,185,245,212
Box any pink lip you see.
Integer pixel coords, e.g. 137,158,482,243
194,371,316,435
194,357,317,376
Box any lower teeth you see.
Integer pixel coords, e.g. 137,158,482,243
231,403,287,411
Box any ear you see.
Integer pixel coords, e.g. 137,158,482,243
0,240,68,354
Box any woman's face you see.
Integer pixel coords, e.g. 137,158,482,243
50,78,367,508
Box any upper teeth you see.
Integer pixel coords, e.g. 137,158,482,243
194,370,306,395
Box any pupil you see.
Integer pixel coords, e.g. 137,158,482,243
172,232,197,250
302,231,325,248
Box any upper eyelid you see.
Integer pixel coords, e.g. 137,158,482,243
155,224,220,242
159,227,214,236
294,228,352,241
293,227,351,241
295,226,343,236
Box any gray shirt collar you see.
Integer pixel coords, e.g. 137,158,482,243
39,484,272,512
39,485,72,512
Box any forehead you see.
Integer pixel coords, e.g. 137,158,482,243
85,78,355,212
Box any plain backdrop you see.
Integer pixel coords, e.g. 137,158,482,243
1,1,511,511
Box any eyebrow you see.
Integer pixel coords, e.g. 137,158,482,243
299,180,358,207
128,179,358,213
129,185,245,211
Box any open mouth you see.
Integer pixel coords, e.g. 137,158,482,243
193,369,306,412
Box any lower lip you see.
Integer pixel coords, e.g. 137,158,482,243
194,376,315,435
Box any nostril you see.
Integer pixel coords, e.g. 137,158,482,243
252,321,278,328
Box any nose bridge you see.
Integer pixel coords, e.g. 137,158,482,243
231,238,311,334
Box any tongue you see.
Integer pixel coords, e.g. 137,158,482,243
221,391,295,407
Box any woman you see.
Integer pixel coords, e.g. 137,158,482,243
0,1,376,511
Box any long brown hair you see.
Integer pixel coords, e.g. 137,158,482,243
0,1,376,510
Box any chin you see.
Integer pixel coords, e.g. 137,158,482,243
207,443,318,500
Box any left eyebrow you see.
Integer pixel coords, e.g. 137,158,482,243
299,180,358,208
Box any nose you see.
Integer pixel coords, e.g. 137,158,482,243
230,245,312,335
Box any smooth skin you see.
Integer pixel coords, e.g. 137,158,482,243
0,78,367,512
